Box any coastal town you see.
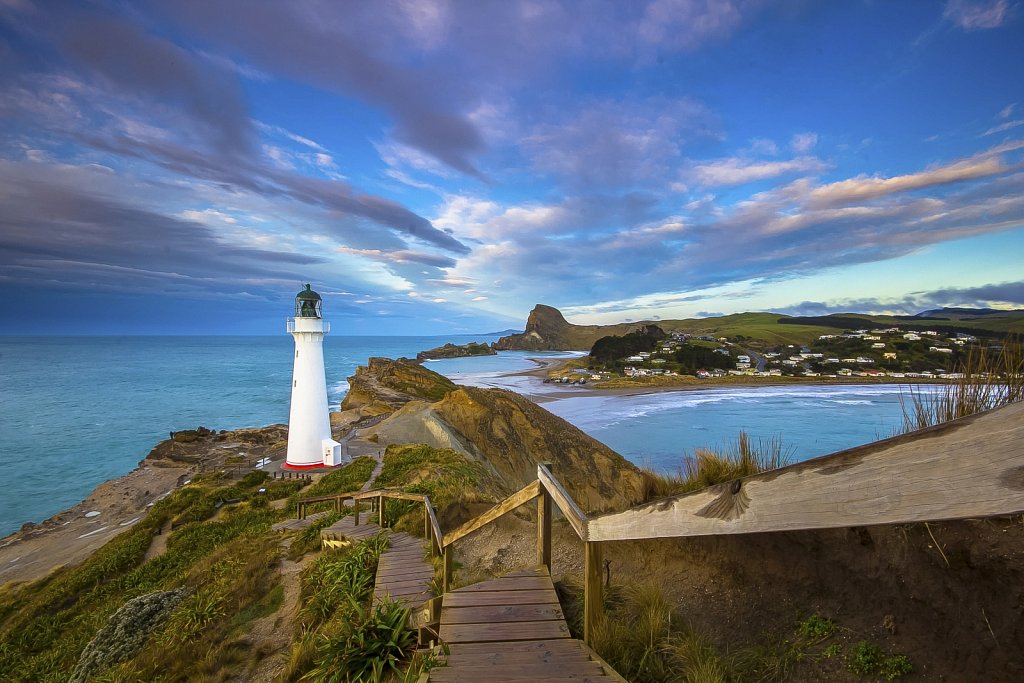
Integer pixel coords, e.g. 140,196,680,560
580,326,993,384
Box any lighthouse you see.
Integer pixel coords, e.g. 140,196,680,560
285,284,343,469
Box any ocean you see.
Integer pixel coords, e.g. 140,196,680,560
0,337,919,536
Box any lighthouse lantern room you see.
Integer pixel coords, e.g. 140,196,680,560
285,284,344,469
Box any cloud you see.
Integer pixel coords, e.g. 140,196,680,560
943,0,1009,30
336,247,456,268
686,155,828,187
0,161,322,297
636,0,746,52
158,1,486,178
774,280,1024,317
62,16,254,154
522,97,720,189
983,119,1024,136
789,132,818,154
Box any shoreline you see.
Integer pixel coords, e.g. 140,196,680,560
0,352,939,587
513,355,945,403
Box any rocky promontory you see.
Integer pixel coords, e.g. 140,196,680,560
416,342,496,361
493,304,651,351
339,356,458,419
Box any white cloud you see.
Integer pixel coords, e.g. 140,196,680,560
983,119,1024,136
998,103,1017,119
943,0,1009,30
790,132,818,153
687,156,828,187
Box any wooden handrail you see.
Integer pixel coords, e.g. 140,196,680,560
425,500,444,552
537,463,588,540
587,400,1024,542
442,480,542,547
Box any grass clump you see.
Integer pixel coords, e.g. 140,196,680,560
0,478,288,682
900,340,1023,432
641,431,792,501
285,533,418,681
560,581,732,683
373,444,496,534
845,641,913,680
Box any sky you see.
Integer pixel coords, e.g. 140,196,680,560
1,0,1022,335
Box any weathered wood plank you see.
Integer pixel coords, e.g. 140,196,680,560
426,502,443,555
441,603,565,624
429,662,607,681
588,401,1024,542
538,464,588,540
451,576,553,592
445,640,586,656
442,589,560,608
442,480,541,547
439,619,571,643
583,541,603,647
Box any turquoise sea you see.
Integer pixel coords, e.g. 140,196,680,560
0,337,919,536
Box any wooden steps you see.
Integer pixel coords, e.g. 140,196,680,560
317,515,435,609
432,567,624,682
271,510,327,532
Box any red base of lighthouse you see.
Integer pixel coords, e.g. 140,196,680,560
281,461,337,471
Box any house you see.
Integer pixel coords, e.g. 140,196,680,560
713,348,730,355
921,330,939,336
903,333,921,341
818,334,836,340
736,355,751,364
883,352,897,360
626,355,644,362
864,335,880,341
651,358,666,364
837,368,852,376
735,362,751,370
930,347,953,354
856,357,875,364
871,342,886,349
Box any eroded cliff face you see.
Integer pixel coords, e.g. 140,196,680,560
430,387,646,512
339,357,457,418
343,356,645,512
493,304,648,351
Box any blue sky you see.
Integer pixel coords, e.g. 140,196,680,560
1,0,1022,335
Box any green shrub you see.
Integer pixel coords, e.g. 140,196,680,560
302,598,415,682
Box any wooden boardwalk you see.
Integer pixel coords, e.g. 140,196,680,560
320,515,434,609
431,567,624,682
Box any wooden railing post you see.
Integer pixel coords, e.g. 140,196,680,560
442,545,453,593
537,462,552,571
584,541,603,647
378,494,385,527
423,503,430,543
353,499,360,526
432,506,441,557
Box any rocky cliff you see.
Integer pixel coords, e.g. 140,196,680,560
345,357,646,512
339,356,457,418
493,304,648,351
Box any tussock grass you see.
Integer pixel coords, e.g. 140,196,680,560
283,534,416,681
640,431,792,502
900,341,1023,432
0,473,290,682
560,580,731,683
373,444,495,535
289,456,378,516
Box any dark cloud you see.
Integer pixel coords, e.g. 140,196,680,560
62,15,254,155
773,281,1024,317
77,132,469,255
156,0,486,178
0,164,323,298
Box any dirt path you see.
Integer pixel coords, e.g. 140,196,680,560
242,549,311,683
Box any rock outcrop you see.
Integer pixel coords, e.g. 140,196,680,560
340,356,458,418
493,304,648,351
416,342,497,361
145,425,288,466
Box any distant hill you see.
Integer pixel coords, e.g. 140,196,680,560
493,305,1024,351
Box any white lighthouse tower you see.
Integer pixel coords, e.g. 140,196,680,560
285,284,343,469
